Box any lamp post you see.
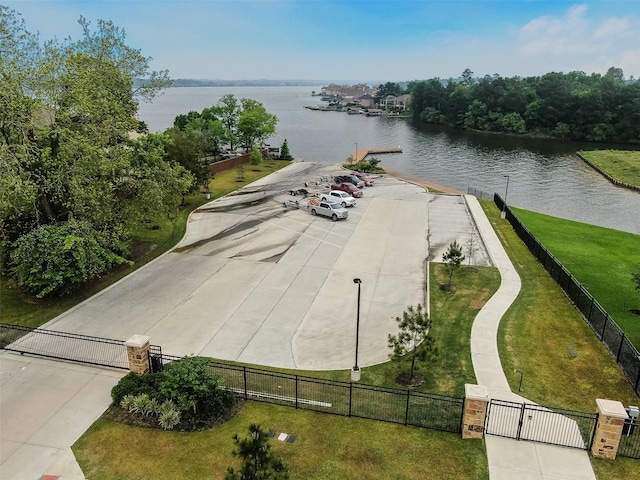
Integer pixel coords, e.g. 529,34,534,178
501,175,510,219
353,143,358,164
351,278,362,381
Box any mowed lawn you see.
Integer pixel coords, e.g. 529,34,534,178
73,402,489,480
578,149,640,188
511,207,640,348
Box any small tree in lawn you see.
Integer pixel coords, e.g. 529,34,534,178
225,424,289,480
442,240,465,291
388,304,436,387
250,145,263,168
465,233,480,270
633,266,640,292
279,139,292,160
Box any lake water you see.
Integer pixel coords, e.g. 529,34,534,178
138,86,640,235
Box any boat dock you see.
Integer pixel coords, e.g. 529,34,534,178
351,147,402,163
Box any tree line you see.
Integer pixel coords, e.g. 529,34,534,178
408,68,640,143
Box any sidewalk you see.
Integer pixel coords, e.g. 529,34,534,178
465,195,597,480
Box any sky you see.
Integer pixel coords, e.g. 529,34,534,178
5,0,640,83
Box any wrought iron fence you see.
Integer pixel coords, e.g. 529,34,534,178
493,194,640,396
0,322,130,369
156,355,464,434
619,418,640,459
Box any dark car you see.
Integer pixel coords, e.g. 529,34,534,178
352,172,374,186
334,174,365,189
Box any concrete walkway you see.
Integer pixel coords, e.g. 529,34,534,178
465,196,597,480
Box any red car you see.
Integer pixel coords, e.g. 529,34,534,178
352,172,374,186
330,182,363,198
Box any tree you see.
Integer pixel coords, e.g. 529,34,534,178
279,139,292,160
461,68,474,86
225,424,289,480
387,304,436,386
250,145,263,167
374,81,404,105
215,94,241,151
1,9,192,296
442,240,465,291
237,98,278,149
465,233,480,269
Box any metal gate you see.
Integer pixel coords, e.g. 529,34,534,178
1,323,130,370
485,398,598,450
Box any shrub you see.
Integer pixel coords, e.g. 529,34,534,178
111,372,165,406
159,407,181,430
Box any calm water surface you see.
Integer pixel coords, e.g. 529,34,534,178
138,86,640,235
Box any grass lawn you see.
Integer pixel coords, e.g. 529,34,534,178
511,207,640,349
0,160,292,328
485,200,639,411
73,401,489,480
578,149,640,188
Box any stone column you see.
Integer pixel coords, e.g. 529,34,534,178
591,399,628,460
125,334,151,375
462,384,489,439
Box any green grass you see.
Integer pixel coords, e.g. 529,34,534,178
578,149,640,188
73,402,488,480
485,201,639,411
0,160,292,328
511,206,640,348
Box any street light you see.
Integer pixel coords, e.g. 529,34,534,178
501,175,510,219
351,278,362,381
354,143,358,164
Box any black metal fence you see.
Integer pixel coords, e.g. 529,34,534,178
619,418,640,459
156,354,464,434
493,194,640,397
0,322,130,369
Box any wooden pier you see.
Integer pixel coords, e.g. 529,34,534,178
351,147,402,164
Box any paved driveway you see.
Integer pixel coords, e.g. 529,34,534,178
46,162,488,370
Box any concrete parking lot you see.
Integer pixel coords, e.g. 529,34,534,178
46,162,489,370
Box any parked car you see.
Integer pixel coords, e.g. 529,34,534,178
308,199,349,221
352,172,374,186
320,190,357,207
330,182,363,198
334,174,365,188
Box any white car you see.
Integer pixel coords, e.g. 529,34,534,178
309,200,348,221
320,190,357,207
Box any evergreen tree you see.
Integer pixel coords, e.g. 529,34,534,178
225,424,289,480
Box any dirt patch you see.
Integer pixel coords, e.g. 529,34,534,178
469,299,486,309
395,372,425,387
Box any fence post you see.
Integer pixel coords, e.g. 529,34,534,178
404,390,411,426
462,384,489,439
601,314,609,340
243,366,248,400
591,399,628,460
295,375,299,410
125,335,151,375
616,334,627,363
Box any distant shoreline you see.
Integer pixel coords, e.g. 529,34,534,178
134,78,325,88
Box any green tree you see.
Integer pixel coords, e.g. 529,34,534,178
279,139,292,160
442,240,465,291
225,424,289,480
250,145,263,167
387,304,436,386
237,98,278,149
215,94,241,151
1,9,191,296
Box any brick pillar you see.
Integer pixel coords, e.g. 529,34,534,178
591,399,628,460
125,334,151,375
462,384,489,439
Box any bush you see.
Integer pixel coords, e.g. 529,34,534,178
111,372,165,406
